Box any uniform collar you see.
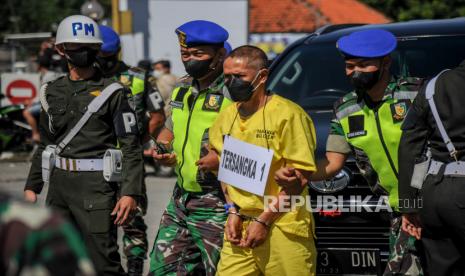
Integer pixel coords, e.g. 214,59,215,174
103,61,129,78
66,70,104,93
382,75,399,101
191,73,225,95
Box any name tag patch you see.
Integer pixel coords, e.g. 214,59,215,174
169,100,184,109
347,130,367,138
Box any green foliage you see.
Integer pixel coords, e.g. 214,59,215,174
0,0,111,35
361,0,465,21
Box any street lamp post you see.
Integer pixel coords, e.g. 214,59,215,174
81,0,105,22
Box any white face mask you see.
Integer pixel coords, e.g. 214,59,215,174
153,70,164,78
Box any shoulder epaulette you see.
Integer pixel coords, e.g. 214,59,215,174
333,91,362,120
175,75,193,88
333,91,357,110
46,75,65,87
398,76,425,87
395,76,425,100
128,67,146,80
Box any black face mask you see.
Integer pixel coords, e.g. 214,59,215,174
96,55,119,74
183,58,213,79
64,47,98,68
349,70,381,91
226,72,261,102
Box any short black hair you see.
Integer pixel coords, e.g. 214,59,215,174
137,59,153,72
228,45,269,70
153,59,171,69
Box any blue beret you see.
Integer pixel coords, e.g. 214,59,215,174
175,20,229,47
337,29,397,59
224,41,232,54
99,25,120,53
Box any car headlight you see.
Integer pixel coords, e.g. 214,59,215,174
309,169,351,193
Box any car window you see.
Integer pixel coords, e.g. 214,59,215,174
267,42,350,110
393,35,465,78
268,35,465,110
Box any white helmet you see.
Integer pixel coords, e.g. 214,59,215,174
55,15,102,45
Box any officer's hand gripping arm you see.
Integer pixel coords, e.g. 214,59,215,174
311,151,348,181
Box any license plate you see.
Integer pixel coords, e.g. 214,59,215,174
317,248,381,275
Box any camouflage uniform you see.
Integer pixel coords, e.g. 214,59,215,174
384,216,423,275
0,193,95,275
149,185,226,275
111,62,165,263
149,74,231,276
121,182,148,262
328,76,424,275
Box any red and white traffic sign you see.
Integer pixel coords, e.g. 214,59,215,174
1,73,40,106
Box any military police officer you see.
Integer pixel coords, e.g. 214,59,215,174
96,25,165,275
310,29,424,274
399,60,465,275
97,25,166,138
147,20,232,275
23,15,143,275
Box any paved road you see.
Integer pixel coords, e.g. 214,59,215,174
0,161,175,274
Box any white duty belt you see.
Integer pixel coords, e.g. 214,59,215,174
428,160,465,177
55,156,104,171
49,83,121,171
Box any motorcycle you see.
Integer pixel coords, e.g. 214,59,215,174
0,100,34,155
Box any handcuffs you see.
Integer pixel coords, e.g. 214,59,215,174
224,203,271,229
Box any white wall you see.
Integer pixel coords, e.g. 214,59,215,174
148,0,248,76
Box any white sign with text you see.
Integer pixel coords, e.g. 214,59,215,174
218,136,273,196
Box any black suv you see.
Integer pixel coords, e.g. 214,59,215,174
266,18,465,275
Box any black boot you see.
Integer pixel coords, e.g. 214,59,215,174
127,258,144,276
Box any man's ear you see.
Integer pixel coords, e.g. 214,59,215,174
383,56,392,69
258,68,269,85
218,47,226,60
55,44,65,56
211,47,226,70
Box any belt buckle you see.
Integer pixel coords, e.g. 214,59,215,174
64,158,77,171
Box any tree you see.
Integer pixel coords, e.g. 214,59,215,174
0,0,111,35
361,0,465,21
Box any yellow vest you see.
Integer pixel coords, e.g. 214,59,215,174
170,85,232,192
336,79,419,209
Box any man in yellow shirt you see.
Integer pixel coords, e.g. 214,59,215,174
209,45,317,275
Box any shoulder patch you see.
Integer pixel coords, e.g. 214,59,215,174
390,100,411,123
202,93,223,112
